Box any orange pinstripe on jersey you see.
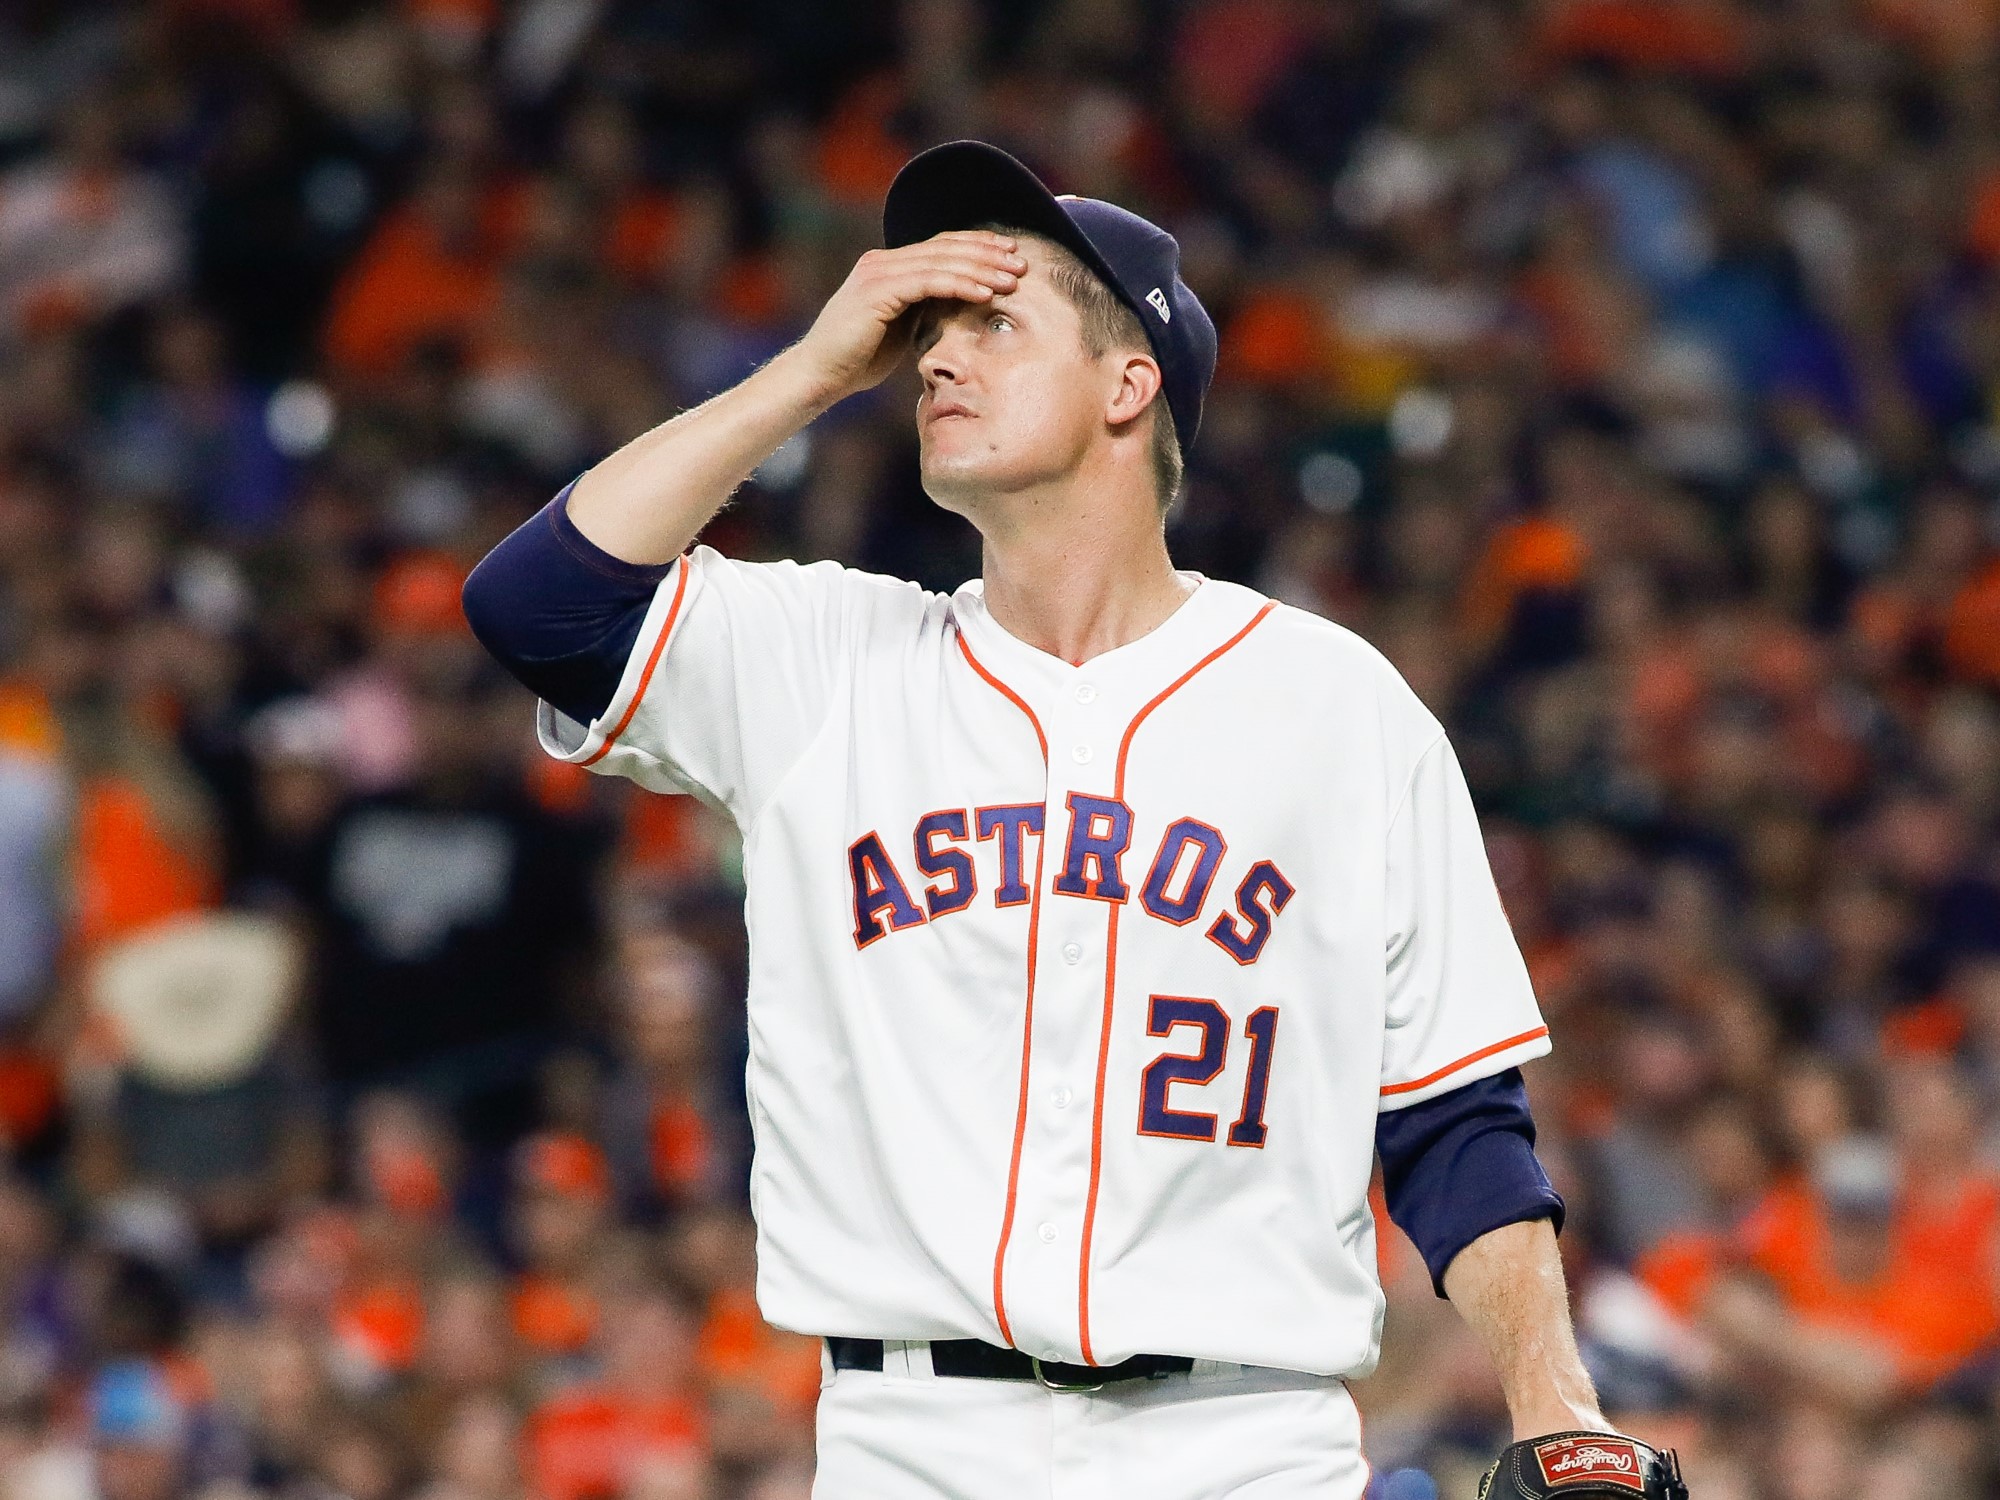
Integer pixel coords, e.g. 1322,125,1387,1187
1076,600,1275,1365
579,557,691,768
1379,1025,1550,1097
955,630,1048,1349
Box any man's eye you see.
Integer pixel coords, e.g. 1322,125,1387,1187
988,314,1011,332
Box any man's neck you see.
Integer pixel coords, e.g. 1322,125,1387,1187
975,480,1193,666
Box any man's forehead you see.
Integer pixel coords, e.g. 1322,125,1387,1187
910,268,1063,334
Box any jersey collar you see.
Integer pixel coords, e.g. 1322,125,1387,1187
950,572,1270,705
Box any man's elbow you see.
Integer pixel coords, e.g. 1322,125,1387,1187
460,551,516,661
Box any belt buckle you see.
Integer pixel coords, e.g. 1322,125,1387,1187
1030,1356,1106,1393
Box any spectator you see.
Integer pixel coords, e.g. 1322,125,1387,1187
85,1361,192,1500
506,1133,610,1368
91,306,293,534
600,926,740,1219
322,164,503,384
82,914,313,1255
525,1271,709,1500
301,668,604,1141
0,97,182,345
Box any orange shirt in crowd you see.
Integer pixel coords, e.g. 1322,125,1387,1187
528,1386,706,1500
512,1272,600,1358
0,1049,58,1147
323,208,500,380
1171,0,1310,126
1636,1230,1726,1319
332,1276,426,1377
603,195,684,285
816,74,917,207
649,1097,714,1202
1965,173,2000,265
1943,559,2000,686
1879,996,1967,1059
622,793,714,879
0,681,60,760
1900,1172,2000,1296
1850,549,2000,693
482,176,686,288
525,755,592,818
1514,246,1655,393
1735,1177,2000,1385
696,1286,823,1417
0,682,62,1144
72,776,217,952
1460,515,1589,649
1535,0,1749,77
1219,289,1330,389
405,0,495,39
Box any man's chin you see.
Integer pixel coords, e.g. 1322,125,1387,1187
919,447,1069,517
918,456,1002,515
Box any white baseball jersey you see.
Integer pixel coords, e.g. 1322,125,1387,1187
538,547,1550,1378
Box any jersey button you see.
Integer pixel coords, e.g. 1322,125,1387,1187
1075,684,1097,704
1061,942,1082,965
1050,1086,1073,1110
1071,744,1093,764
1037,1223,1058,1243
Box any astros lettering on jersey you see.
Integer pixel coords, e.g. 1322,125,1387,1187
539,542,1550,1376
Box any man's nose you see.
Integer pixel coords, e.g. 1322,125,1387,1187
918,322,971,389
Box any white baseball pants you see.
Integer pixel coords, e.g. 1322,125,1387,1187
811,1350,1370,1499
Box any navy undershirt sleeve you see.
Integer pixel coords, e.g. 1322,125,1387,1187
461,480,673,726
1375,1067,1565,1298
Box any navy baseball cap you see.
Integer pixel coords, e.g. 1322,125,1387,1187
883,140,1217,457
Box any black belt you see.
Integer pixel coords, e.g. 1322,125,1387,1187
828,1336,1193,1391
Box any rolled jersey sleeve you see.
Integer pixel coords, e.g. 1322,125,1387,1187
1375,1067,1565,1297
1378,732,1550,1107
462,480,670,727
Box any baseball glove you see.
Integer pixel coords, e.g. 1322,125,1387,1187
1477,1431,1687,1499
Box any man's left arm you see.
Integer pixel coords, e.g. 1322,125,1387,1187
1440,1217,1604,1440
1374,721,1686,1493
1444,1220,1688,1498
1374,1066,1601,1436
1379,1085,1689,1497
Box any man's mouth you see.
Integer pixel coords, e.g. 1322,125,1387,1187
926,401,973,425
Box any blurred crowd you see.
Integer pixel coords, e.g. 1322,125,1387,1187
3,0,2000,1496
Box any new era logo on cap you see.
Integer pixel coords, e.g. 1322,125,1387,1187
1145,287,1172,323
1533,1436,1646,1492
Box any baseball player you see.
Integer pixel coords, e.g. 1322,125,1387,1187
465,141,1686,1500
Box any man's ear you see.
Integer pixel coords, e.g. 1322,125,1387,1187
1104,352,1163,432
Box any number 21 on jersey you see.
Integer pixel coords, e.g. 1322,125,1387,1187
1138,997,1279,1147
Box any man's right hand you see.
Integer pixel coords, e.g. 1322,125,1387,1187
567,233,1027,566
793,231,1029,405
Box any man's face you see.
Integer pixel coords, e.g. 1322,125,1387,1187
511,1182,603,1269
912,239,1124,515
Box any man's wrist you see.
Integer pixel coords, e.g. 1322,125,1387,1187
1507,1358,1608,1441
1510,1400,1610,1442
767,339,857,417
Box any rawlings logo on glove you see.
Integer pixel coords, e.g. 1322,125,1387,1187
1478,1430,1687,1500
1535,1437,1644,1490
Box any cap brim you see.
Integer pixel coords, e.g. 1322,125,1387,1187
883,141,1128,315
